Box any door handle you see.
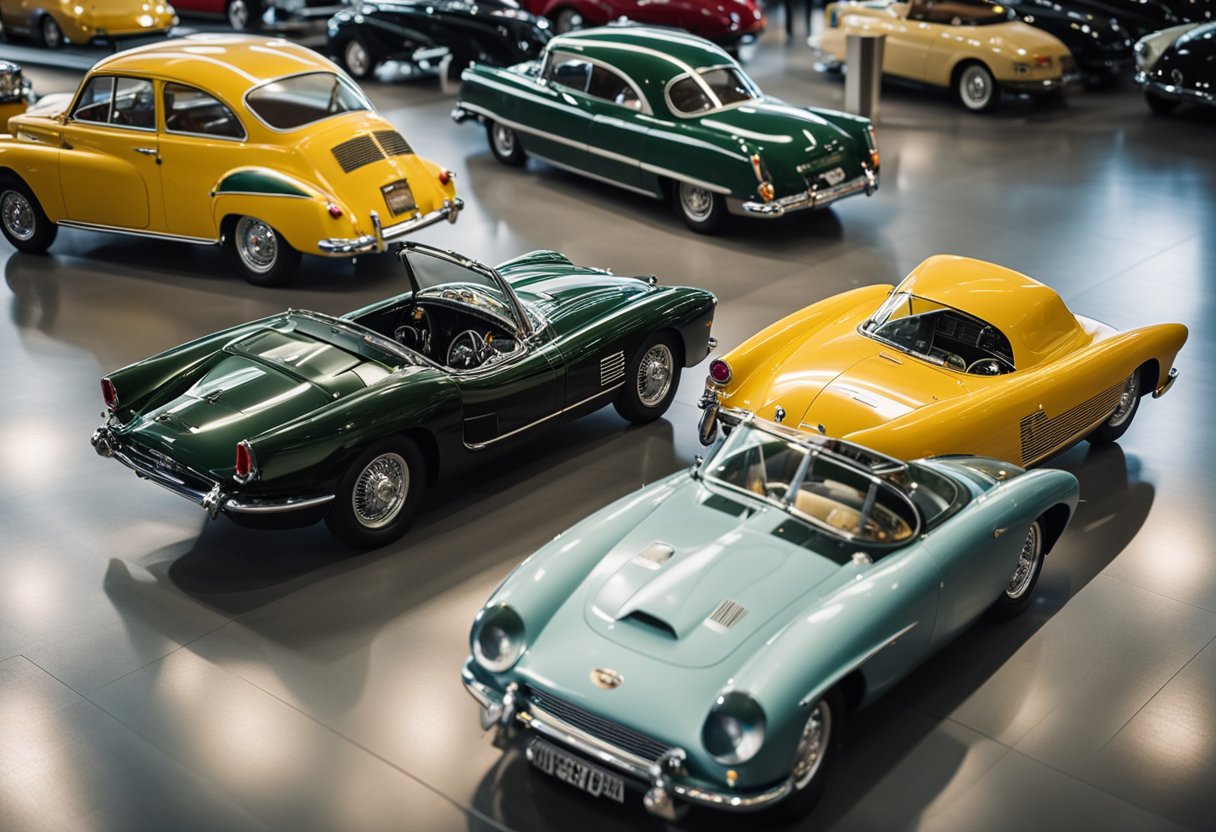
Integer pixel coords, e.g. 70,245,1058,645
133,147,157,156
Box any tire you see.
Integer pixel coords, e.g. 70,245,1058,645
673,181,727,234
613,331,681,424
1087,369,1142,445
773,689,842,818
0,177,57,254
1146,91,1179,116
37,14,64,48
325,437,428,549
227,0,262,31
992,519,1045,618
486,120,527,166
955,62,1001,113
224,215,301,287
552,7,584,33
341,35,376,80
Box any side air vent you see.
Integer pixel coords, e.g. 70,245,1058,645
626,611,678,639
374,129,413,157
705,599,748,632
600,351,625,386
632,542,674,570
332,134,385,173
1019,380,1123,465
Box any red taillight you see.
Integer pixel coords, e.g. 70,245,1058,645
234,440,255,482
708,359,732,385
438,169,453,185
327,203,343,218
1034,54,1052,66
101,377,118,411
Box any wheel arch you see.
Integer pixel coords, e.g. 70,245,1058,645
398,426,440,486
1039,502,1072,555
1135,358,1160,398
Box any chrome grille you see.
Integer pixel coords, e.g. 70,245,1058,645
706,599,748,630
1019,381,1123,464
527,688,672,763
374,129,413,157
332,135,385,173
600,351,625,386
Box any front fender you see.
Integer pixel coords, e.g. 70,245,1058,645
0,142,67,219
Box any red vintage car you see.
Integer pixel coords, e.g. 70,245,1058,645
518,0,764,46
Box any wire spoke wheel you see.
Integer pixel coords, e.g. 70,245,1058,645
1,190,35,241
1107,371,1139,428
636,343,673,407
1006,522,1042,600
352,452,410,529
792,699,832,791
234,216,278,274
679,183,714,222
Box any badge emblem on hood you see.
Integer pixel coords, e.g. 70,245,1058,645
591,668,623,689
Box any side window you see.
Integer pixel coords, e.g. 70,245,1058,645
545,56,591,93
163,83,245,139
72,76,115,124
667,76,713,115
587,65,642,111
111,77,155,129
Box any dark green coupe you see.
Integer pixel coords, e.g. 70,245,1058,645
453,27,880,233
91,243,716,548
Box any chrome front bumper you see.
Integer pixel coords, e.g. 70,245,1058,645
90,426,334,519
735,166,877,218
1153,367,1179,398
1135,72,1216,108
318,198,463,255
461,660,793,817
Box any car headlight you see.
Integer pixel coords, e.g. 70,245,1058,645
702,691,766,765
471,603,527,673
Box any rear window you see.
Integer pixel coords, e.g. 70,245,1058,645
245,72,371,130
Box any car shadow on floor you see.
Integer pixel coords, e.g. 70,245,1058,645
462,441,1154,832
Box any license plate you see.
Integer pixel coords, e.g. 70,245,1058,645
381,180,416,216
820,167,847,187
528,739,625,803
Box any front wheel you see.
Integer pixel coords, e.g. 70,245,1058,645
674,181,727,234
1146,91,1179,116
486,120,527,166
325,437,428,549
225,215,301,287
992,519,1044,618
0,178,57,253
774,689,842,818
38,14,64,48
614,332,681,424
1087,369,1141,445
340,35,376,80
956,62,1001,113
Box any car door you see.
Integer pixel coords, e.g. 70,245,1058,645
157,81,247,241
879,2,935,80
59,74,163,230
581,63,647,190
520,50,595,168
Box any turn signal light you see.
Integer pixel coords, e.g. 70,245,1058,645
708,359,732,385
439,169,454,185
234,440,256,482
101,377,118,411
327,203,343,218
758,182,775,202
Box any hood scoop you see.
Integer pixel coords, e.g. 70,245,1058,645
632,541,674,571
331,130,412,173
623,610,678,639
705,599,748,633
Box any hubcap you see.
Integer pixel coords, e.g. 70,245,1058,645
42,16,62,47
228,0,250,29
636,343,674,408
962,66,991,109
352,452,409,529
1,191,36,241
345,40,370,76
792,700,832,791
1006,522,1042,600
492,124,515,156
679,184,714,222
1107,371,1139,427
235,216,278,274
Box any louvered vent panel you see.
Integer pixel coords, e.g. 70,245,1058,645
1019,381,1123,464
332,134,385,173
374,129,413,157
600,351,625,386
707,599,748,630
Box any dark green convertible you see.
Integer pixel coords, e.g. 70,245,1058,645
453,27,880,233
91,243,716,548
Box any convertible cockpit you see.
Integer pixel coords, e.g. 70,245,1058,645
861,291,1016,376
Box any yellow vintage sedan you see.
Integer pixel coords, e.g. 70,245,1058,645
0,35,462,285
698,255,1186,467
815,0,1076,112
0,1,177,48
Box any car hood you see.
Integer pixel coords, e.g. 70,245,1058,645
503,263,657,339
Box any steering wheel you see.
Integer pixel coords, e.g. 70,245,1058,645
394,305,435,356
447,329,492,369
967,357,1010,376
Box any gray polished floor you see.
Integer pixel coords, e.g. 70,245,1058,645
2,23,1215,832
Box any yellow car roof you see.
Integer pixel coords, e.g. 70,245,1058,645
897,254,1086,367
88,35,338,97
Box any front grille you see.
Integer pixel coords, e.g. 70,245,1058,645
374,129,413,157
1019,381,1123,464
332,134,385,173
527,688,672,763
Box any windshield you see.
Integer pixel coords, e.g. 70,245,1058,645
666,66,759,116
402,249,526,334
245,72,371,130
860,291,1015,375
703,423,920,545
907,0,1014,25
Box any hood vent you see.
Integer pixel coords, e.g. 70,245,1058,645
632,542,674,571
705,599,748,632
332,131,414,174
625,611,678,639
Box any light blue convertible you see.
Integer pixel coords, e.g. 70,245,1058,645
462,417,1079,817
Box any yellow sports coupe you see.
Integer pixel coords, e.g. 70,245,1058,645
698,255,1186,467
0,35,462,285
815,0,1076,112
0,1,177,48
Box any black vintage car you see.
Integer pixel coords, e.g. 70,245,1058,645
1135,21,1216,113
1055,0,1179,37
1006,0,1133,85
327,0,552,81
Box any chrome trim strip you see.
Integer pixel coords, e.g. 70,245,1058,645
462,384,622,450
58,221,218,245
224,494,336,514
541,48,655,116
527,151,659,198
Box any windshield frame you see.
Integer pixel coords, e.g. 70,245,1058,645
663,62,761,119
242,70,373,133
397,242,534,341
858,290,1015,373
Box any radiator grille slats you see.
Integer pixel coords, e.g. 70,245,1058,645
332,134,385,173
1019,381,1123,464
527,688,671,763
374,129,413,157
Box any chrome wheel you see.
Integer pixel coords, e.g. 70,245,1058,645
491,123,516,158
1107,371,1140,428
959,64,994,111
1,190,35,242
678,183,714,223
554,8,584,32
1006,521,1042,601
234,217,278,275
636,343,674,408
351,452,409,529
344,39,371,77
40,15,63,48
227,0,251,29
792,700,832,791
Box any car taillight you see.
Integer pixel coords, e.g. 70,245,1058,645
327,203,343,218
1034,54,1052,66
101,377,118,411
709,359,732,385
234,440,256,482
439,169,454,185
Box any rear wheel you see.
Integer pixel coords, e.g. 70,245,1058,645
674,181,727,234
1145,91,1179,116
341,35,376,80
1087,369,1141,445
614,331,681,423
0,177,57,253
956,62,1000,113
325,437,427,549
37,14,64,48
992,519,1044,618
225,215,301,287
487,120,527,166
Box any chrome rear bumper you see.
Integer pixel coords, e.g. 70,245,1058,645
735,165,877,218
318,198,463,255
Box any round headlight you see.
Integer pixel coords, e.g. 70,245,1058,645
702,691,766,765
471,604,527,674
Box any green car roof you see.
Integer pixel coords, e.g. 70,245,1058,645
548,26,735,80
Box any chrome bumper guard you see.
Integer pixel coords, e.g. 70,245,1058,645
1135,72,1216,107
1154,367,1179,398
697,391,751,446
736,166,877,218
461,661,792,816
318,198,464,255
91,426,334,519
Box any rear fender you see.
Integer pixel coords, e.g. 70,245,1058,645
212,168,356,253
